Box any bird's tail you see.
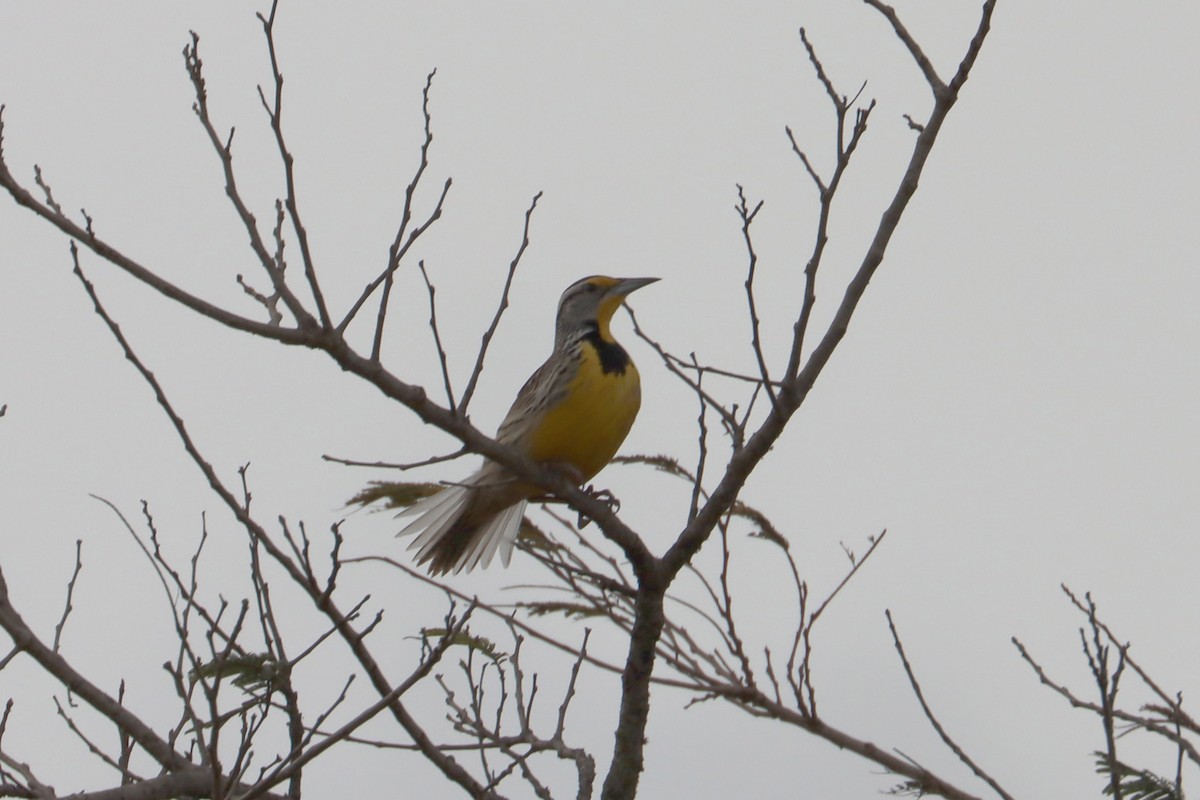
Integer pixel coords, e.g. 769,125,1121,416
396,476,528,575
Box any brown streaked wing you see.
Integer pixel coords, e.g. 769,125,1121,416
495,348,575,447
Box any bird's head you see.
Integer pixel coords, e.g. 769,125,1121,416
555,275,659,344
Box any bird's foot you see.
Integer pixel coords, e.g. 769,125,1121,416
577,485,620,529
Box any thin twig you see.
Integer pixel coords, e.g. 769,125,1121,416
341,70,450,340
322,449,468,471
459,191,543,413
688,362,709,523
798,27,841,111
736,185,776,409
183,31,316,331
1011,637,1200,768
785,125,827,194
860,0,946,93
51,541,84,654
256,0,331,328
886,611,1014,800
417,260,457,411
626,307,743,447
238,605,478,800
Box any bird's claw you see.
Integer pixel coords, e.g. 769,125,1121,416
577,485,620,528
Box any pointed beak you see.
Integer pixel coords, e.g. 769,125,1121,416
610,277,660,298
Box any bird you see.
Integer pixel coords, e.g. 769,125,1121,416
397,275,658,575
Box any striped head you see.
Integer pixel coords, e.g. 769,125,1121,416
554,275,659,346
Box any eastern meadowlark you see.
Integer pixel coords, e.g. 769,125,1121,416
397,275,657,575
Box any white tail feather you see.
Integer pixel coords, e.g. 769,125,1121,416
396,480,527,574
458,499,527,573
403,488,468,550
482,501,527,569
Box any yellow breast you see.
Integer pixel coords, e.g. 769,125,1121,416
525,341,641,481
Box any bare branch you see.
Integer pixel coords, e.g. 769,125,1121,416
236,199,290,325
783,30,878,384
688,364,710,523
52,694,143,783
887,611,1014,800
0,561,190,772
32,165,62,216
0,706,55,799
664,0,997,580
798,27,841,112
51,541,83,654
861,0,946,93
716,525,756,692
340,70,450,339
625,307,744,449
736,185,776,409
785,125,826,194
237,605,478,800
355,556,708,693
948,1,998,95
416,260,457,410
323,449,468,471
378,67,439,345
255,0,332,328
1060,584,1189,719
0,152,309,344
1011,636,1200,768
459,191,544,413
182,31,318,331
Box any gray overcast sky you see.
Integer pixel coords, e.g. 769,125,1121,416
1,2,1197,797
